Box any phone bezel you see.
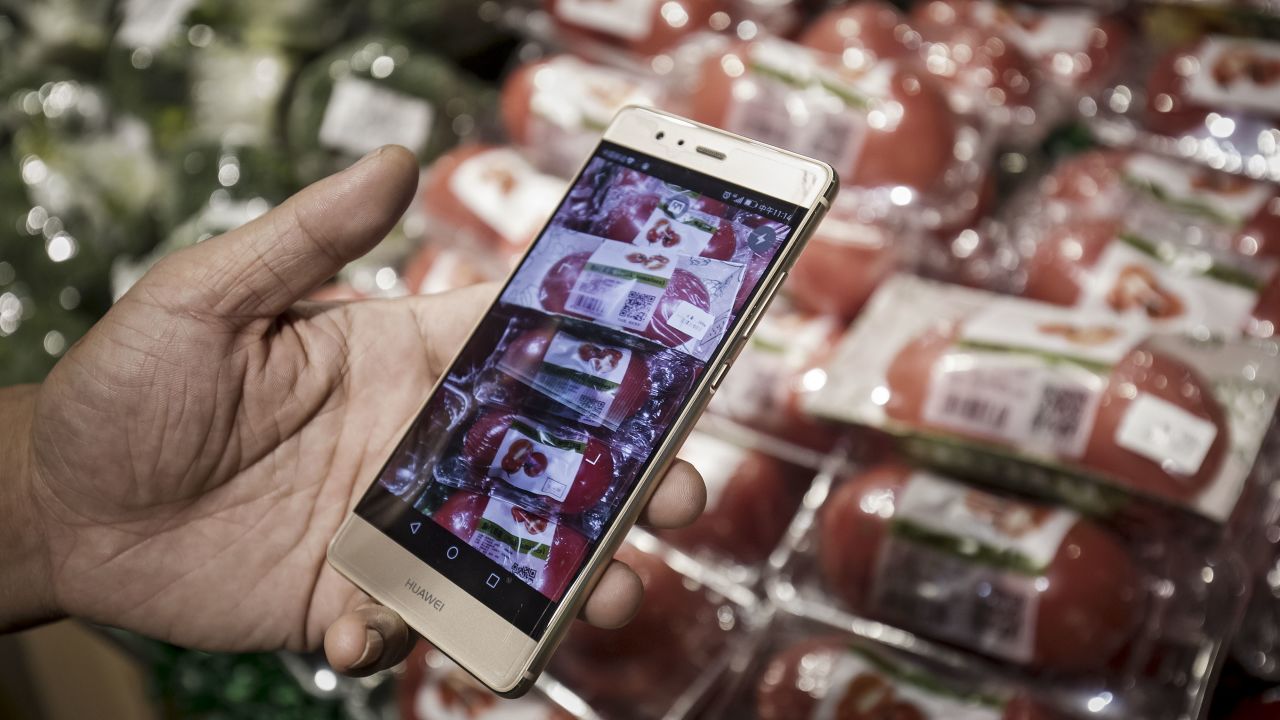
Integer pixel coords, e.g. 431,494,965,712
327,106,837,697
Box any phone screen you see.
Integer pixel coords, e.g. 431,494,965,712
355,140,806,638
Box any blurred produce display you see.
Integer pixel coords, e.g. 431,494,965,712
3,1,1280,719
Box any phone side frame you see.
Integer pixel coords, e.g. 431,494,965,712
328,106,837,697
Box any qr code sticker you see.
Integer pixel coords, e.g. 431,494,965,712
1031,385,1090,446
618,291,658,326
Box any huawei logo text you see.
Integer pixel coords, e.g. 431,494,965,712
404,578,446,612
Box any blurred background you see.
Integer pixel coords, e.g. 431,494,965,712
3,0,1280,719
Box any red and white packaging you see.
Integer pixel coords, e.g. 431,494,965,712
544,0,724,57
689,36,987,228
783,208,910,320
501,226,745,360
456,410,617,515
433,490,588,600
501,54,668,178
818,464,1141,671
658,429,811,565
1031,150,1280,259
1094,33,1280,183
549,543,751,720
806,275,1280,523
418,143,567,260
1020,215,1280,339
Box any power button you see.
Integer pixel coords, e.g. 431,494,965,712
709,362,731,391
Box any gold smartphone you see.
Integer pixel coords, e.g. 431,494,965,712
328,107,836,696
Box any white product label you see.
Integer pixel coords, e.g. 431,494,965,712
470,497,557,586
923,350,1105,458
868,473,1075,664
896,472,1078,570
665,300,714,341
1186,36,1280,117
724,39,872,173
1115,393,1219,477
522,332,634,426
449,148,563,245
487,418,587,503
117,0,199,48
318,77,433,157
813,651,1003,720
565,240,676,330
676,432,747,509
1004,9,1098,58
531,56,659,132
1123,153,1274,228
555,0,655,40
1076,235,1261,335
962,300,1146,367
632,202,716,256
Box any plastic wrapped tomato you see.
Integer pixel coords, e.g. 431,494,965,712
819,465,1141,671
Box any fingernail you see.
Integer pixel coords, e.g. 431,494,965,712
353,628,384,669
353,146,386,168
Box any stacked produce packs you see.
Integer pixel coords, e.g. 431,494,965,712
3,1,1280,719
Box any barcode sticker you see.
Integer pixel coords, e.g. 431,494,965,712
923,352,1102,458
1115,393,1219,477
565,240,674,331
871,539,1040,663
318,77,433,157
555,0,655,40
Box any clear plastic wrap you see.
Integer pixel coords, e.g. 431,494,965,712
998,148,1280,339
764,450,1261,720
806,275,1280,526
686,34,993,230
547,540,765,720
1090,14,1280,182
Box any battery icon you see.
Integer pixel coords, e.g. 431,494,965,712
744,199,756,208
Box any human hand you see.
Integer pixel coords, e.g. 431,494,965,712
13,146,706,675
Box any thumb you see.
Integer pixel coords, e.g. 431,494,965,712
142,145,419,327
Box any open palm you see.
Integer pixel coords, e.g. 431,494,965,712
22,147,704,674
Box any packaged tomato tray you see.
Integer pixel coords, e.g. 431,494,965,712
1091,23,1280,183
546,541,767,720
763,457,1257,719
806,274,1280,528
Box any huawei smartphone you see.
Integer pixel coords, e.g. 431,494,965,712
327,107,837,696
